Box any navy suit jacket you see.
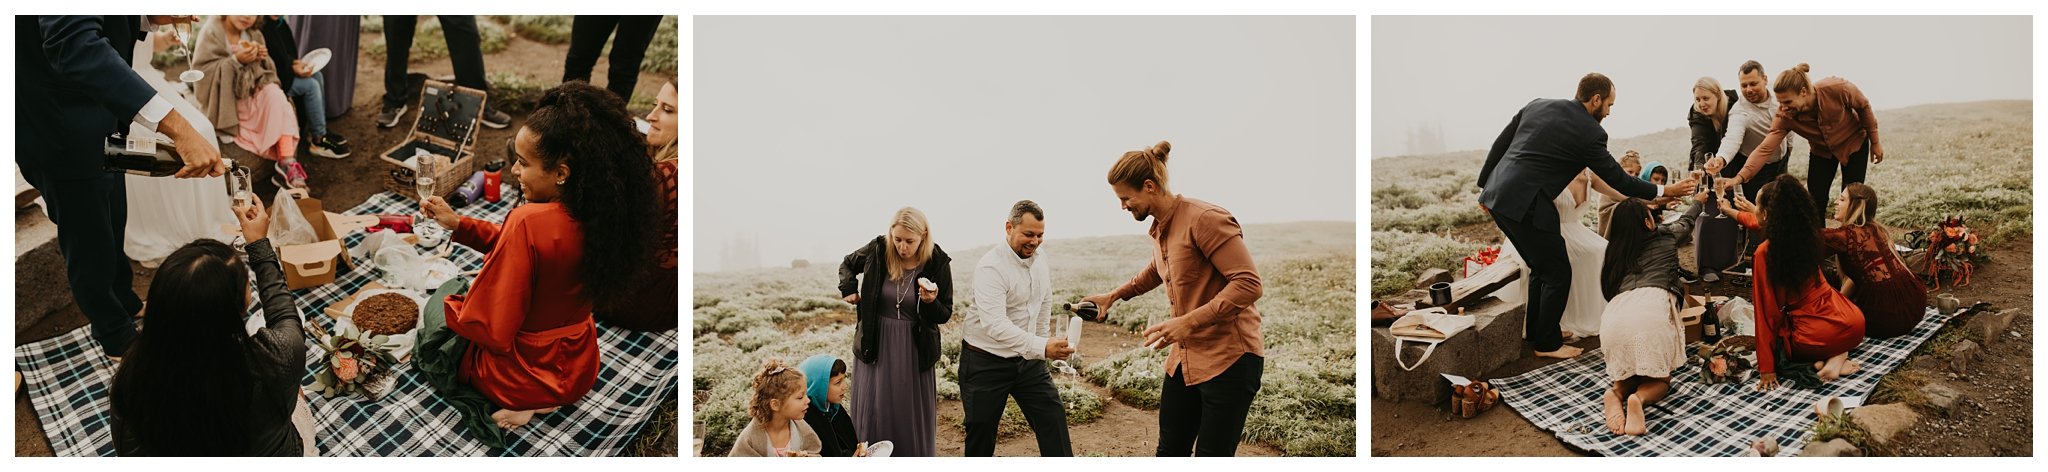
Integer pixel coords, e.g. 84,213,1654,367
1477,98,1660,223
16,15,158,180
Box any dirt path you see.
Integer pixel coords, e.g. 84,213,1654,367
1371,225,2033,457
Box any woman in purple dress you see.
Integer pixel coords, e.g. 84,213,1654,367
835,207,953,456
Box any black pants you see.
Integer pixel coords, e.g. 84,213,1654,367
1721,151,1786,265
21,170,142,356
1157,353,1264,457
959,344,1072,457
1492,202,1569,351
562,15,663,100
381,15,489,109
1807,142,1871,215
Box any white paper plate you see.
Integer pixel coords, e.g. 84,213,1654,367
338,289,428,360
303,48,332,74
178,69,204,83
865,440,893,458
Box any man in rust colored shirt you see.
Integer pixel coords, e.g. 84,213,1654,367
1081,141,1264,457
1727,63,1883,214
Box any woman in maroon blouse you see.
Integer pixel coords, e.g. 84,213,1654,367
1822,183,1926,338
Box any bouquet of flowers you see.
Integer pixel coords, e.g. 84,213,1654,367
1691,336,1758,385
306,324,401,400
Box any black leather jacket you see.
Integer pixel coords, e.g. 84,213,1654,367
112,239,308,456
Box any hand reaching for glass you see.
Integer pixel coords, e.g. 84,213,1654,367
234,192,270,243
420,196,461,229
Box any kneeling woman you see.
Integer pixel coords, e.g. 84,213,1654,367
1720,175,1867,389
421,82,660,430
1596,197,1696,436
112,199,316,456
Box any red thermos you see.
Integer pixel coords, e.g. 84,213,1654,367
483,160,503,203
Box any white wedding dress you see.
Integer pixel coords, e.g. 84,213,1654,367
125,31,237,267
1495,180,1609,339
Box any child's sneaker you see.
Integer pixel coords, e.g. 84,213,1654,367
309,134,351,159
272,160,309,189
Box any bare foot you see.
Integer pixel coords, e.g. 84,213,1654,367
1839,359,1861,377
492,408,538,430
1603,387,1626,435
1623,394,1648,436
1534,345,1584,359
1819,356,1844,382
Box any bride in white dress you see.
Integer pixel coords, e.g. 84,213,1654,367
1496,170,1627,340
125,27,237,267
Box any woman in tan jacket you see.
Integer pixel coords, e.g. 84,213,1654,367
192,15,307,188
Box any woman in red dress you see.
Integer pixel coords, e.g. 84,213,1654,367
1821,183,1926,338
422,82,660,429
1719,175,1866,390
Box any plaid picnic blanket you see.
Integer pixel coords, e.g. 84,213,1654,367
13,191,679,456
1491,307,1951,456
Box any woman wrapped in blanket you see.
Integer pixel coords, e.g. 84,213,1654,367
1596,195,1700,436
420,81,661,429
1717,174,1867,390
191,15,309,188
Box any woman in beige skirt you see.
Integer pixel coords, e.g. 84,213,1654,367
1597,196,1700,436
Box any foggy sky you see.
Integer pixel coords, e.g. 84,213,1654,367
696,16,1355,272
1371,16,2032,157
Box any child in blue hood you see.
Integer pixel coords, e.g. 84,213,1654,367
798,354,862,457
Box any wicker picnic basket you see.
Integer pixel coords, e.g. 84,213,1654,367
380,79,485,201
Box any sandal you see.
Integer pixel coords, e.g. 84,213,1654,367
1372,301,1409,325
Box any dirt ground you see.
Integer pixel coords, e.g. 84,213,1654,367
1371,225,2034,457
15,16,678,457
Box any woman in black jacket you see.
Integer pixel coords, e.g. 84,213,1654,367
1687,77,1737,172
1595,197,1699,437
111,197,312,456
835,206,952,457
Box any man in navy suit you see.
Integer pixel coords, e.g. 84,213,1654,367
17,15,225,357
1477,73,1697,359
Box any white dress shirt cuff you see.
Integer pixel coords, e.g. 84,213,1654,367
1020,335,1050,361
133,94,174,132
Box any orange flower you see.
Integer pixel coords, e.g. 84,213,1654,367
334,356,361,383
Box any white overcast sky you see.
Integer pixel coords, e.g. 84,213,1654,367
1370,16,2032,157
696,16,1355,272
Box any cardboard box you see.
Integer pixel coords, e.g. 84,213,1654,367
224,189,376,290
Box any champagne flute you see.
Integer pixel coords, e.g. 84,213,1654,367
415,153,445,248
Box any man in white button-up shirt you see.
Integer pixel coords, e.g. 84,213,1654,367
960,200,1072,456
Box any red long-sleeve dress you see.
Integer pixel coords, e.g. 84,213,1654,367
1821,224,1927,338
443,203,600,410
1733,211,1866,374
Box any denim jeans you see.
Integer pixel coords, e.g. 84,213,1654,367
285,71,327,137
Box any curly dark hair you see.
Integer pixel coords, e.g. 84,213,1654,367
1758,174,1824,298
524,81,660,308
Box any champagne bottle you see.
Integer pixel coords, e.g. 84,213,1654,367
1702,295,1722,344
102,133,184,177
1064,301,1099,321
